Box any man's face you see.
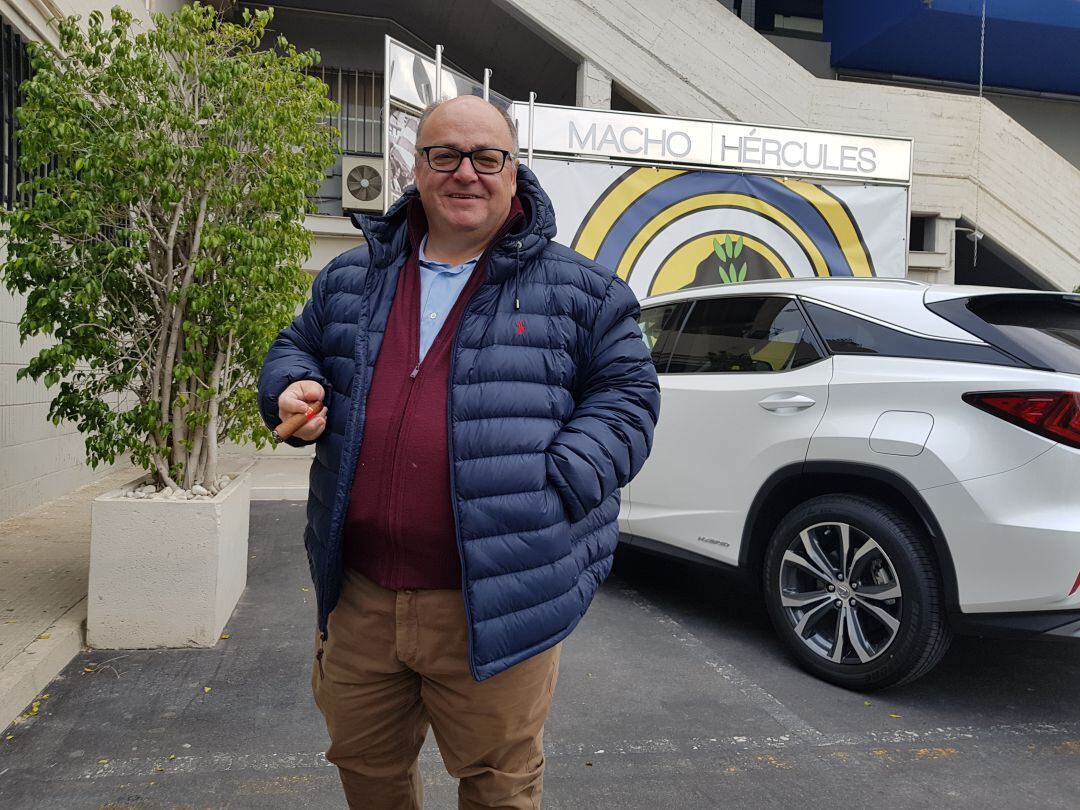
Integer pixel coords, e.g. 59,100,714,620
414,98,517,239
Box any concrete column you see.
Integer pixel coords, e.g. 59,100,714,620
576,59,612,109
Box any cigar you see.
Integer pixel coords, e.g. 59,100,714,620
274,401,324,441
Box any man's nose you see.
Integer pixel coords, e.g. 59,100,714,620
452,156,480,181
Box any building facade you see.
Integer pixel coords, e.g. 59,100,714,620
265,0,1079,292
2,0,1078,519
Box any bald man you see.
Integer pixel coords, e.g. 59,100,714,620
259,96,660,809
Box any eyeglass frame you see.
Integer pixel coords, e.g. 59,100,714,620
417,145,516,174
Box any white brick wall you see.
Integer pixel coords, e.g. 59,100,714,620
0,286,110,523
498,0,1080,289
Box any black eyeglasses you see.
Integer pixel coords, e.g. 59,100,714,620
419,145,515,174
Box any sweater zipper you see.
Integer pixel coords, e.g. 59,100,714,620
387,357,423,585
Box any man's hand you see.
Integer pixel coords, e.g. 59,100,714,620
277,380,328,442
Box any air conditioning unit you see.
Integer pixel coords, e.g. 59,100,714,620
341,155,385,213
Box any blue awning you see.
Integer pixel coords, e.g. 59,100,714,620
824,0,1080,96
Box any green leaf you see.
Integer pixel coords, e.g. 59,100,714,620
717,263,731,285
713,238,725,260
737,262,748,282
724,234,734,260
733,236,744,258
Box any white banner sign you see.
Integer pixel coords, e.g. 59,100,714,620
514,104,912,184
386,39,510,111
529,158,909,300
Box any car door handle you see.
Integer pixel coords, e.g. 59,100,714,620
758,393,816,412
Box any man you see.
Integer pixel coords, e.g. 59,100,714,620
258,95,660,809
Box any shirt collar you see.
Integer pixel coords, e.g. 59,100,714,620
417,235,481,275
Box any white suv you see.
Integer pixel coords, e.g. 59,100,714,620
623,278,1080,689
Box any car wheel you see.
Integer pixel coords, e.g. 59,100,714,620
762,494,951,690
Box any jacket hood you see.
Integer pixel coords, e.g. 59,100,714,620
350,164,557,282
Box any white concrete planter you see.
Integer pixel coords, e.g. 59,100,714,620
87,473,250,649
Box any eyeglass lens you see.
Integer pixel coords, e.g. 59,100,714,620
426,147,506,174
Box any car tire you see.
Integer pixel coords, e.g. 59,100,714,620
762,494,951,690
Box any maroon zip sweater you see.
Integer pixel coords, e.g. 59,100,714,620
342,198,524,590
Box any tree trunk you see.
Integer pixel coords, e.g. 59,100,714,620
204,348,226,488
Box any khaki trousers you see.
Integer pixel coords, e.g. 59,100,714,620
312,569,562,809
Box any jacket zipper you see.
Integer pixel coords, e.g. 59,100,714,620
447,294,479,680
448,239,524,680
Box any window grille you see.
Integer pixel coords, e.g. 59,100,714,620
1,14,37,210
308,66,383,156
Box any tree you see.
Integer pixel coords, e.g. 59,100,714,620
0,3,338,491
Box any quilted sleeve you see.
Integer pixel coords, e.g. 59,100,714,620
257,263,335,448
545,276,661,522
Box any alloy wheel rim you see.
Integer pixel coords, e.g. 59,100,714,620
777,521,903,664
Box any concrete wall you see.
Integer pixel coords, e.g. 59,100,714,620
766,32,1080,173
988,92,1080,171
763,33,834,80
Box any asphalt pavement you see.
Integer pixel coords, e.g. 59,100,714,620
2,500,1079,808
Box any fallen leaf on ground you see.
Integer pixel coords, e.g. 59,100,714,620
98,759,108,764
36,634,50,640
84,667,95,673
219,633,230,640
301,587,309,592
203,686,212,694
888,713,902,719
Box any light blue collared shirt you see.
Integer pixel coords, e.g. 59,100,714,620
417,236,481,362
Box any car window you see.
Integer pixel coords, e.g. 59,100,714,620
666,296,823,374
638,303,687,373
927,294,1080,374
803,300,1021,366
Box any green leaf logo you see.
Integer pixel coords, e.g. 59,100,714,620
713,236,747,283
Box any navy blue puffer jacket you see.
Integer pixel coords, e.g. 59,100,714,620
258,166,660,680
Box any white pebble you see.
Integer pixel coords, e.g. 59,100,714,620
138,484,157,494
192,484,209,496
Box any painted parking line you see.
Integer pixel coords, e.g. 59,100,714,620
619,586,826,743
60,721,1080,781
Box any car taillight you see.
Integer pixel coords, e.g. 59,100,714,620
963,391,1080,449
